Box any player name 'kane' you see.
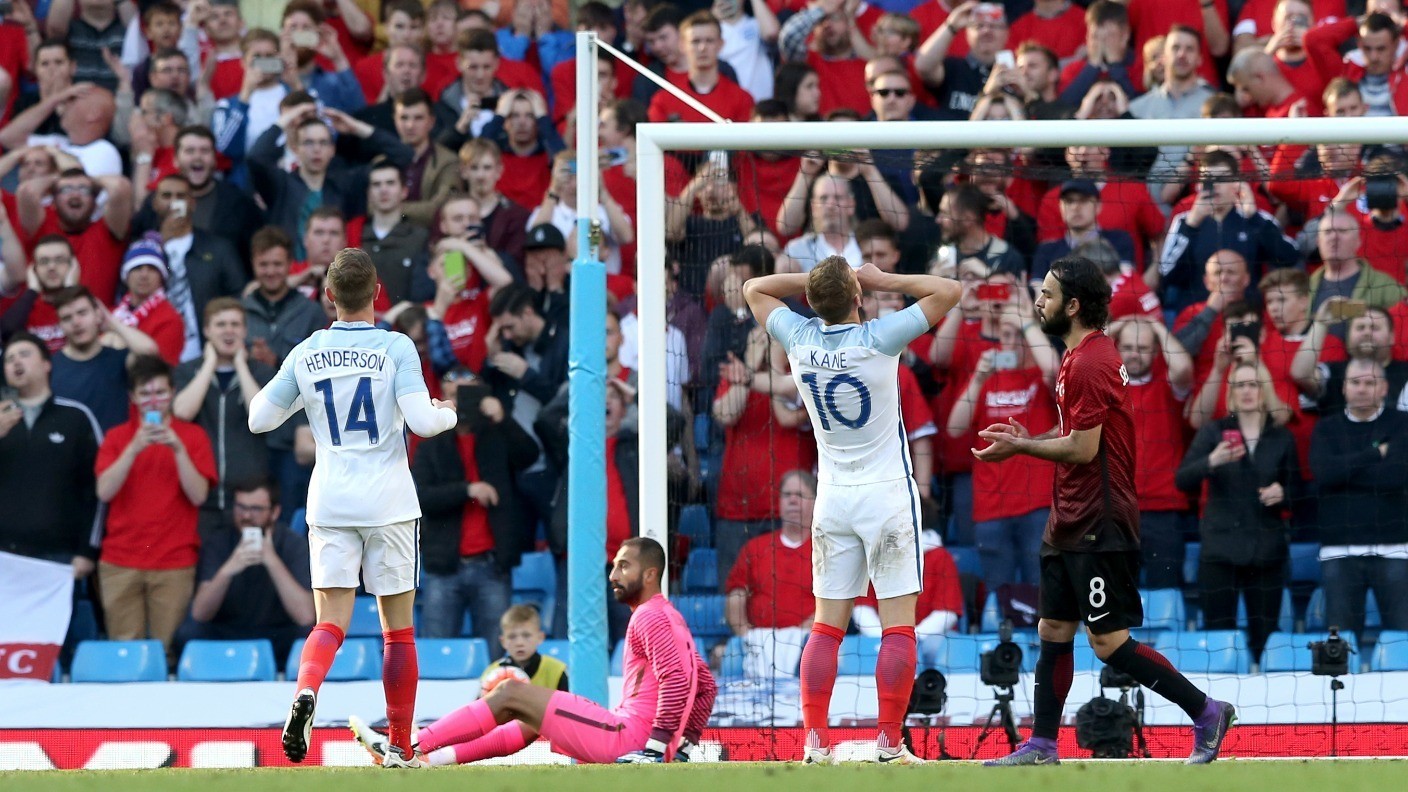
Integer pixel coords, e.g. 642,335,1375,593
807,350,848,369
302,349,389,374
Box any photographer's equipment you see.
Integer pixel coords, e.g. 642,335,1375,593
970,621,1025,758
1309,627,1356,757
1098,664,1150,758
1075,694,1135,758
902,668,953,760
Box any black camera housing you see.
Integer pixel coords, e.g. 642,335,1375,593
980,621,1023,688
1310,627,1352,677
908,668,948,717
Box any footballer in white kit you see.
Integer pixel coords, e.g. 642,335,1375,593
745,256,960,765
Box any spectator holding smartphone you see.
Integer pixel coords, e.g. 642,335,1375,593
1176,360,1299,660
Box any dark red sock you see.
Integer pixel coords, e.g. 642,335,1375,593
294,622,345,695
383,627,419,756
876,626,917,749
800,622,845,747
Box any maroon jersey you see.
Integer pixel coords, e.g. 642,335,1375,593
1046,331,1140,552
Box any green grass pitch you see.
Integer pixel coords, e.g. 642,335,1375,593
3,760,1405,792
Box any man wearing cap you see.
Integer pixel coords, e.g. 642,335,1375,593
112,235,186,366
1031,180,1137,286
522,223,570,334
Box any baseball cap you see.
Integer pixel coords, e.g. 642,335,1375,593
1059,179,1100,200
524,223,566,252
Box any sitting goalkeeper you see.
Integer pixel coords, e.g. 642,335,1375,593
352,538,717,765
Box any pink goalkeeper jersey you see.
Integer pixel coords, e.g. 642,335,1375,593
616,594,706,745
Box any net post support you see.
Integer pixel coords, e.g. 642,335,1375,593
635,128,670,590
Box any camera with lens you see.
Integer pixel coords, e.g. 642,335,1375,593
908,668,947,716
1076,695,1135,758
980,621,1023,688
1310,627,1353,677
1099,664,1137,690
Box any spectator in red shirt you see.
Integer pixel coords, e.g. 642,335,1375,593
1323,75,1367,119
1126,0,1230,88
1112,317,1194,588
1261,0,1325,103
1228,48,1319,118
16,168,134,306
422,198,515,374
854,538,964,637
1326,162,1408,285
1305,11,1408,117
778,0,871,117
1187,300,1296,435
724,469,816,677
457,139,531,269
1009,0,1087,60
200,0,247,101
0,235,72,352
648,12,755,124
1172,249,1253,386
466,89,564,212
353,0,426,106
947,284,1060,591
95,354,217,666
1232,0,1343,50
712,325,812,588
111,235,184,366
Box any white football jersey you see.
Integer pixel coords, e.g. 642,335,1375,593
260,321,428,528
766,303,931,485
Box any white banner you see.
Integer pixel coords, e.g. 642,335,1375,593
0,551,73,681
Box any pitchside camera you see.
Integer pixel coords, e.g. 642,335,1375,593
908,669,947,717
1310,627,1353,677
980,621,1023,689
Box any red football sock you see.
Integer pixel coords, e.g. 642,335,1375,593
446,722,532,764
417,698,499,753
800,622,846,748
295,622,345,695
876,626,917,750
382,627,419,756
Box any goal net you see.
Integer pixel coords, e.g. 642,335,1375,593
632,115,1408,761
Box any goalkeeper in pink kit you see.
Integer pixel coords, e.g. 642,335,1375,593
353,537,718,764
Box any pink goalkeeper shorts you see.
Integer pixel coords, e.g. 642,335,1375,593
539,690,651,764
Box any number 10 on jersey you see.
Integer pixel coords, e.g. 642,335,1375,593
313,377,379,446
800,372,872,430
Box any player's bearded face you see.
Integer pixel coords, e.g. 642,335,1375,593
1038,292,1073,336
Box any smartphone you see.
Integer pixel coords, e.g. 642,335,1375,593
253,56,285,75
241,527,264,553
443,250,466,286
291,30,320,48
143,410,163,426
604,147,629,167
975,282,1012,302
995,50,1015,69
1329,299,1367,321
1365,176,1398,211
993,350,1019,370
456,380,492,431
169,198,187,219
464,224,484,243
1228,320,1260,350
1200,178,1215,198
1221,429,1245,450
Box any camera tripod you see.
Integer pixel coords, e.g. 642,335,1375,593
1328,676,1345,757
969,687,1020,759
1112,684,1151,758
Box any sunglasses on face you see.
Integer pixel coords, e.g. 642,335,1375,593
871,87,910,98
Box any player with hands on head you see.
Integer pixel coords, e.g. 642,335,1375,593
248,248,458,768
976,255,1236,767
744,258,961,764
352,538,717,765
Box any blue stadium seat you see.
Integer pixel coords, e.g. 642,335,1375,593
177,640,276,682
1370,631,1408,672
289,507,307,536
1305,588,1327,631
979,592,1002,633
71,640,166,683
924,634,982,676
512,551,557,634
719,636,747,677
675,594,729,638
837,636,883,676
1184,543,1200,587
610,639,626,675
1366,590,1381,629
1288,543,1320,584
693,413,712,452
285,638,381,681
1153,630,1251,674
679,505,712,547
682,549,719,593
539,639,570,664
948,546,982,577
1262,631,1357,673
1140,589,1187,631
1196,589,1293,633
347,596,383,637
419,638,490,679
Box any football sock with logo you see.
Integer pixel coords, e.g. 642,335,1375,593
1105,638,1207,719
426,722,532,766
876,625,917,749
416,699,499,753
1032,639,1074,740
382,627,419,756
800,622,846,748
294,622,345,695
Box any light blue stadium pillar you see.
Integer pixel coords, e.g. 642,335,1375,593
567,29,608,707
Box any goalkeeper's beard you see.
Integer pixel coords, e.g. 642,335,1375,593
1038,307,1071,338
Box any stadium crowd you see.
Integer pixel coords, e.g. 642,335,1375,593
1,0,1407,677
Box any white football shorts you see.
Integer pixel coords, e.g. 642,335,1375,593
811,477,923,600
307,519,420,596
